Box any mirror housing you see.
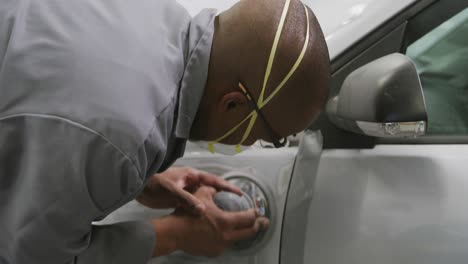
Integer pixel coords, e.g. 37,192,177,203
327,53,427,137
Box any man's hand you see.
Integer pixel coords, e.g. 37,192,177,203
151,186,269,257
137,167,242,214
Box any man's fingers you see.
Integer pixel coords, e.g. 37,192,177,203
196,185,217,198
175,188,206,214
180,167,242,195
198,173,242,196
223,217,269,242
218,209,258,229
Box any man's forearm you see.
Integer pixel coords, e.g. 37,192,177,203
151,216,183,257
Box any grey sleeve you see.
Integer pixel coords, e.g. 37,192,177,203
76,221,155,264
0,114,155,264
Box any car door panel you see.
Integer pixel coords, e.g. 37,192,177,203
304,145,468,264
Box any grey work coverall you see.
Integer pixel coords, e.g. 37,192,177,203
0,0,214,263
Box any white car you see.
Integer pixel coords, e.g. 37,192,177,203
99,0,468,263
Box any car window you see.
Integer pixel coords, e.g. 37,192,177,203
406,8,468,135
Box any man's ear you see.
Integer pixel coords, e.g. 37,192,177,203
218,92,248,113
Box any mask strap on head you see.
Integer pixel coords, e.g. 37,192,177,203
208,1,311,154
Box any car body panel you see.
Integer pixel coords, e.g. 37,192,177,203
279,131,323,264
306,145,468,264
308,0,418,59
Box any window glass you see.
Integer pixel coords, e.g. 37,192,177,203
407,8,468,135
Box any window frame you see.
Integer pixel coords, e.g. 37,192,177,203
381,0,468,144
311,0,468,149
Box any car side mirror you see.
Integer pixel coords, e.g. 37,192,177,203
326,53,428,137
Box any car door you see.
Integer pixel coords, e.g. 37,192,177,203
301,1,468,264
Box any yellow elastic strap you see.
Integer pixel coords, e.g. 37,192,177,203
259,0,291,104
239,112,258,147
260,3,310,108
208,2,310,151
238,3,310,147
208,143,215,153
237,0,292,148
207,111,256,152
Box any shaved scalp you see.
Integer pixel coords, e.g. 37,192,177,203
191,0,330,142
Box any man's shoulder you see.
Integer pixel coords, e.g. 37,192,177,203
0,0,189,171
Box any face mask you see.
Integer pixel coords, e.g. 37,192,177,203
191,141,251,156
198,0,310,155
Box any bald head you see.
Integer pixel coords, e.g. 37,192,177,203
190,0,330,145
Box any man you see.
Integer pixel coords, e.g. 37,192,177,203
0,0,329,263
